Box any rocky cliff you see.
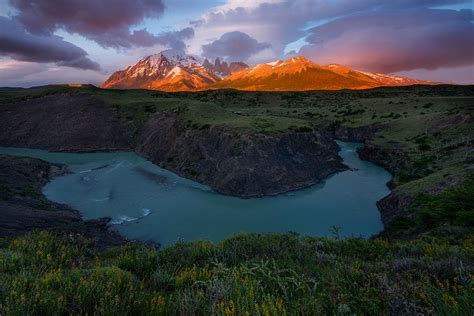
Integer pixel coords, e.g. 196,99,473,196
0,93,347,197
137,112,347,197
0,93,133,152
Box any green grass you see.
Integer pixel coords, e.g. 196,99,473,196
0,228,472,315
384,177,474,238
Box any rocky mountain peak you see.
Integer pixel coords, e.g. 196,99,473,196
102,51,433,91
202,57,248,78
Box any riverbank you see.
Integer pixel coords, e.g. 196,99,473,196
0,93,346,197
0,154,125,249
0,152,471,314
0,141,390,246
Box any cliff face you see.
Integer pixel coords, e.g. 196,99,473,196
0,94,347,197
0,93,133,152
333,124,385,142
136,112,347,197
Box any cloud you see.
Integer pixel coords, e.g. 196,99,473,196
8,0,192,50
0,58,107,87
202,31,270,61
0,17,100,70
189,20,204,28
0,59,48,81
396,65,474,85
154,27,195,52
192,0,472,64
299,8,474,72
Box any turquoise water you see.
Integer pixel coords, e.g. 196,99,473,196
0,142,391,246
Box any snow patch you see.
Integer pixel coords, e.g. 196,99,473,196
266,60,282,66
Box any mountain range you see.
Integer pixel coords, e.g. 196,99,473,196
101,50,433,91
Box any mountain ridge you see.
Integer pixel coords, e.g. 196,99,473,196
101,50,220,91
102,51,434,91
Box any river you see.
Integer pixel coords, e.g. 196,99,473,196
0,141,391,246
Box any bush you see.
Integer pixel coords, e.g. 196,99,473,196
0,228,472,315
415,178,474,228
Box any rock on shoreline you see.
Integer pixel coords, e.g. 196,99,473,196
0,154,125,250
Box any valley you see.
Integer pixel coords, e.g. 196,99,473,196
1,83,472,235
0,84,472,314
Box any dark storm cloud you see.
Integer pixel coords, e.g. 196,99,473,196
202,31,270,61
154,27,195,52
299,8,474,72
8,0,193,50
0,17,100,70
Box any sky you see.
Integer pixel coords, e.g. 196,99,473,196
0,0,473,87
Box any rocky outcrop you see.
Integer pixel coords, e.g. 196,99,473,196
203,58,249,77
376,193,415,225
137,112,347,197
0,93,133,152
356,142,411,223
0,93,348,197
333,124,385,142
0,154,125,250
357,142,407,178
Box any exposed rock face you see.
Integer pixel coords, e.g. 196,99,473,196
229,61,249,74
0,154,125,249
202,58,249,77
376,193,415,225
136,112,347,197
357,143,407,178
0,93,348,197
0,93,133,152
333,124,385,142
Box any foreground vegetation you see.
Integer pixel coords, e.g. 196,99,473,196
0,177,472,315
1,229,472,315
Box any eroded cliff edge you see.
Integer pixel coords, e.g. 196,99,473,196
0,93,347,197
137,112,346,197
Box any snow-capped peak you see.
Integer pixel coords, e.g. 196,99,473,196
266,60,283,67
144,49,199,68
